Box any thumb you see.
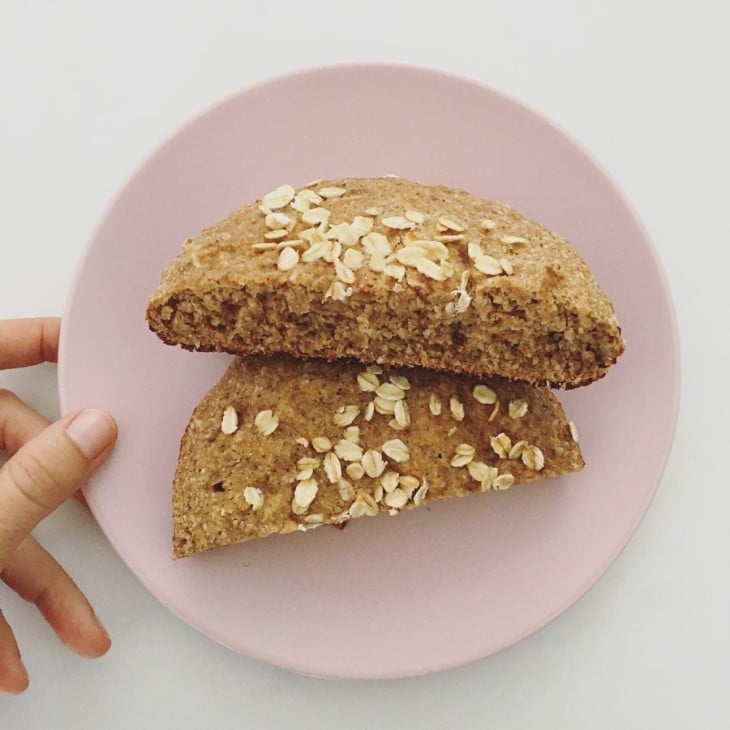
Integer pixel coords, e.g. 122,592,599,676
0,409,117,568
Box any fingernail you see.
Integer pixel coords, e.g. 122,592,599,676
18,660,29,686
90,609,111,644
74,604,112,658
5,660,30,694
65,409,117,460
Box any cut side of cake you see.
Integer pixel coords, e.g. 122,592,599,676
172,356,584,558
147,177,624,388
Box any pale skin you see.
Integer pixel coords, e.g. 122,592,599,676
0,318,117,694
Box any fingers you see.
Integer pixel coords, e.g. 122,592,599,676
1,535,110,659
0,318,61,370
0,388,50,456
0,391,90,509
0,409,117,568
0,611,29,695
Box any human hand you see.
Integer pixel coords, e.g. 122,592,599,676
0,318,117,694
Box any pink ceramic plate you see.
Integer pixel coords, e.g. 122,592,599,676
59,64,679,679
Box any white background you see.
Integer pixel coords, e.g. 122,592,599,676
1,1,728,728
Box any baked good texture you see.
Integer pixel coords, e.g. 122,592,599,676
173,356,584,558
147,177,624,388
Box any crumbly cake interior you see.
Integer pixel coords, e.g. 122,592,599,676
173,356,583,558
147,177,624,388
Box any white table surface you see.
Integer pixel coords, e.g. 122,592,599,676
1,1,728,728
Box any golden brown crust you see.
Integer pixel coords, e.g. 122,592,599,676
173,356,583,558
147,177,624,388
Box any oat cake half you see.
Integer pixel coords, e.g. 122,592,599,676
172,356,583,558
147,177,624,388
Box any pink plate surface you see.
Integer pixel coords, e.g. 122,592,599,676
59,64,679,679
